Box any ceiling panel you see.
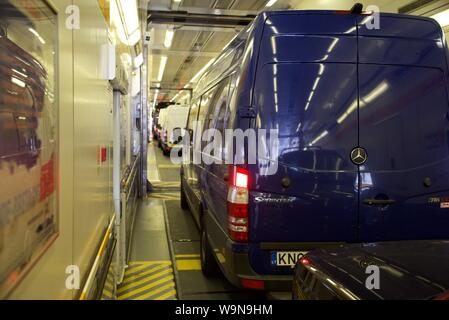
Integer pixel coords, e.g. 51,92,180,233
181,0,215,8
201,32,235,52
234,0,267,10
171,30,198,51
149,0,284,103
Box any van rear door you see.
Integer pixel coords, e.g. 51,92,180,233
357,15,449,241
250,12,359,274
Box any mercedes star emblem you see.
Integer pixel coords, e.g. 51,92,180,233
350,147,368,166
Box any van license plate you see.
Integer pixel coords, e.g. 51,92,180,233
271,251,308,267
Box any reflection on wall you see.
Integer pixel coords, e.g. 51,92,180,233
0,0,57,298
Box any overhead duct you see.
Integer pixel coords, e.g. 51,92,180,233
148,10,255,29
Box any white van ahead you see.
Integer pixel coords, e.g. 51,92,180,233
160,105,189,155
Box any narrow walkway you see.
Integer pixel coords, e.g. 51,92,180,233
116,145,176,300
116,199,176,300
122,142,262,300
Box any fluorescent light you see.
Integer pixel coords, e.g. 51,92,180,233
318,64,325,76
344,26,357,34
12,69,28,78
327,39,339,53
312,77,320,91
128,30,141,46
134,53,143,68
266,0,278,7
113,0,141,46
158,56,168,82
189,58,215,84
171,91,181,102
271,37,277,55
309,131,329,146
223,34,239,50
28,28,45,44
337,81,389,124
337,100,357,124
119,0,140,39
11,77,26,88
307,90,314,102
432,9,449,28
362,81,389,104
164,29,175,48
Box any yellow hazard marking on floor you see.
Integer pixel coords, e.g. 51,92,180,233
175,254,200,259
101,289,114,300
125,261,171,275
104,281,114,292
155,289,177,300
128,260,172,266
158,164,181,169
151,181,180,188
147,192,180,201
176,255,201,271
119,267,173,293
100,270,116,300
117,261,177,300
135,282,176,300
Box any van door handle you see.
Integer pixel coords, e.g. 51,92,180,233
363,199,396,206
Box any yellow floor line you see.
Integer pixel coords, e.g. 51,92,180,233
125,261,171,275
176,259,202,271
135,282,176,301
118,274,175,300
175,254,200,258
119,268,173,293
158,164,181,169
121,266,171,288
128,261,172,266
155,289,177,300
104,282,114,292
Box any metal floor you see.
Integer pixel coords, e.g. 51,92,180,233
121,142,264,300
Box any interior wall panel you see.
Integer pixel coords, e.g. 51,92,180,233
9,0,75,300
71,0,114,298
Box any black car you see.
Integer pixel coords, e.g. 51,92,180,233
292,241,449,300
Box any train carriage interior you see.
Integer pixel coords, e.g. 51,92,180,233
1,0,449,306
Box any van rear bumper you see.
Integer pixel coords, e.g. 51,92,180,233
221,240,293,292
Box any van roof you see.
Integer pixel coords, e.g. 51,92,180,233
263,9,439,24
193,9,445,99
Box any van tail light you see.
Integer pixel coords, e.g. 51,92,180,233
227,167,249,242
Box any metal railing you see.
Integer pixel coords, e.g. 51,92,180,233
116,154,140,283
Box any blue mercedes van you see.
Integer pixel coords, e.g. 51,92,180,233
180,9,449,291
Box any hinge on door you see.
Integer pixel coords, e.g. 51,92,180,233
238,106,256,119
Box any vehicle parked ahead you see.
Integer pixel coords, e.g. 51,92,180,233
155,108,168,147
181,8,449,292
160,105,189,156
292,240,449,300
